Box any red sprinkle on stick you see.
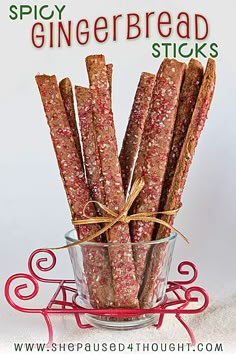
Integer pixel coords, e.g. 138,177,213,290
159,59,204,212
119,72,156,196
59,78,83,168
140,58,216,307
131,59,186,285
86,54,139,308
35,75,114,308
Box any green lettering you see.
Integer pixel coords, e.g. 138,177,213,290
210,43,219,58
55,5,66,20
178,43,193,58
195,43,207,58
173,42,177,57
34,5,37,20
39,5,54,20
9,5,18,20
162,42,172,57
152,43,160,58
20,5,32,20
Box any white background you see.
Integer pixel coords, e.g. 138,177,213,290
0,0,236,352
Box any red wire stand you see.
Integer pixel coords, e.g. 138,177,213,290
5,249,209,347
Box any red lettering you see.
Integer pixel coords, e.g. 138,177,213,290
32,22,45,48
76,19,89,45
113,14,122,41
49,22,53,47
177,12,190,39
158,11,172,37
58,21,71,47
145,12,155,38
195,14,208,40
127,13,141,39
94,17,108,43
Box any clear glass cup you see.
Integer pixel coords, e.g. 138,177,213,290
65,229,177,330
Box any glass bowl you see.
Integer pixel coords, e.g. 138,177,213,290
65,229,177,330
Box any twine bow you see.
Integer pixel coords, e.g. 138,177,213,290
49,177,188,250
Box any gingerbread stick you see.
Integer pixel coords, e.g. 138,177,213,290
159,59,204,211
140,58,216,307
75,86,107,242
75,86,105,212
86,54,139,308
119,72,155,196
59,78,83,164
35,74,114,308
131,59,186,285
106,63,113,98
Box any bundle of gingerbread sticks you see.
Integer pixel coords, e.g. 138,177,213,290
36,55,216,309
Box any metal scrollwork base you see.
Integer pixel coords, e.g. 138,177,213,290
5,249,209,347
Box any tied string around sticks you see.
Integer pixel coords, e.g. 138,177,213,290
49,177,188,250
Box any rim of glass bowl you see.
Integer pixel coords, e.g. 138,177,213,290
65,229,177,247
